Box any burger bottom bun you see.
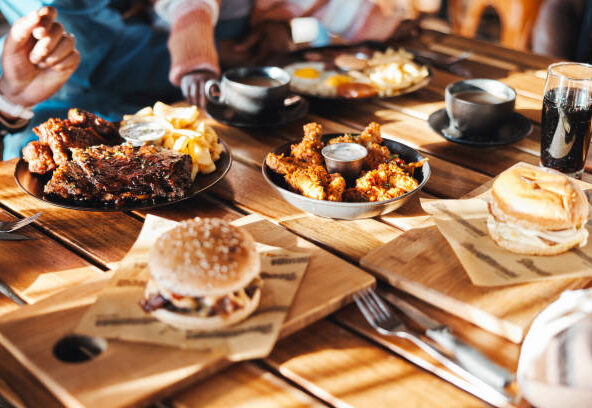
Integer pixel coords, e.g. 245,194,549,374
151,289,261,331
487,221,584,256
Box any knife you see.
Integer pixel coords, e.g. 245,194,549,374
0,232,32,241
379,289,514,389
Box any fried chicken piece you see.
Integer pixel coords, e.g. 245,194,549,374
290,122,324,165
34,118,106,165
284,167,328,200
358,122,383,144
364,143,391,169
352,160,421,202
327,173,346,201
266,152,330,200
22,142,56,174
68,108,120,142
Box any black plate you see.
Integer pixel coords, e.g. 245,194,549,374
428,108,532,147
205,97,308,128
281,43,432,101
262,134,430,220
14,141,232,212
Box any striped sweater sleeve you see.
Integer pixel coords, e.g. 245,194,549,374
154,0,221,86
252,0,415,42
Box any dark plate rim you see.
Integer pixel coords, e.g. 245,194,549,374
428,108,533,147
14,140,232,212
262,133,431,207
205,97,309,128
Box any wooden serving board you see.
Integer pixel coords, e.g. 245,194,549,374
361,166,592,344
0,215,375,408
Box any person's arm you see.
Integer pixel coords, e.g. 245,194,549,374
154,0,221,107
0,6,79,132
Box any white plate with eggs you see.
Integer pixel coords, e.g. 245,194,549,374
284,48,431,100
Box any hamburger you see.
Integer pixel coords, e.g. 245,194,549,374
487,165,590,255
141,218,262,330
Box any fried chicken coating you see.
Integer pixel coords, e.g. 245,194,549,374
290,122,324,165
266,152,345,201
346,160,423,202
327,173,346,201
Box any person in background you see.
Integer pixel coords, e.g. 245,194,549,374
531,0,588,60
0,0,182,160
176,0,442,106
0,7,78,141
0,0,438,159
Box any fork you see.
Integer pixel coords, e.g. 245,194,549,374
0,212,42,233
355,289,514,407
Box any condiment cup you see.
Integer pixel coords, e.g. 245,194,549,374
445,79,516,134
119,117,172,146
322,143,367,179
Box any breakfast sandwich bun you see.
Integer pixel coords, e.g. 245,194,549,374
151,289,261,331
146,218,262,331
487,222,586,256
149,219,261,298
488,165,589,255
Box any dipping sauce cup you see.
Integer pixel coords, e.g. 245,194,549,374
322,143,368,179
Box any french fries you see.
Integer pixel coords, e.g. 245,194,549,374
365,48,430,97
122,102,222,180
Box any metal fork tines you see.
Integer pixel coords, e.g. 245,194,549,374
0,212,42,233
354,289,514,407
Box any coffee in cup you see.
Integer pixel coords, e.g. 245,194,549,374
205,67,292,117
445,79,516,134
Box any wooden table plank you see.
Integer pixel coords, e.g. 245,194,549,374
0,159,142,268
0,208,102,304
266,320,484,408
412,30,557,70
172,363,326,408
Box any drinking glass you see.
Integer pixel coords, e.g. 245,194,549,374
541,62,592,178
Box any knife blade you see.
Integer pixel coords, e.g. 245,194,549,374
0,232,32,241
379,289,514,389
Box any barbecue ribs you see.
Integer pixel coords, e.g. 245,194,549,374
24,109,121,174
44,144,193,207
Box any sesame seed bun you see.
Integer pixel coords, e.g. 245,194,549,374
148,218,261,297
150,289,261,331
491,165,589,231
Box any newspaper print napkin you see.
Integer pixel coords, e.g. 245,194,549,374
422,197,592,287
75,215,310,360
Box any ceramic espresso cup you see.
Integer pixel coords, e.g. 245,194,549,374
445,79,516,134
205,67,291,117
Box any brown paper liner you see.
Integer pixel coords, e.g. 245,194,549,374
75,215,310,360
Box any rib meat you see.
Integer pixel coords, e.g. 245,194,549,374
25,109,121,174
45,144,193,207
22,142,56,174
67,108,120,141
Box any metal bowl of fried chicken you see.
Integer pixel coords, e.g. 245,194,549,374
263,122,431,220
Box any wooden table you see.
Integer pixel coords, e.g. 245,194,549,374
0,30,578,407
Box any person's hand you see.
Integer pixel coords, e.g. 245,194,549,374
232,21,294,65
0,7,80,108
180,70,218,108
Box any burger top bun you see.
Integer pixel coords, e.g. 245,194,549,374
491,165,589,230
148,218,260,298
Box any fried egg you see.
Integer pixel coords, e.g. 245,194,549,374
285,62,325,94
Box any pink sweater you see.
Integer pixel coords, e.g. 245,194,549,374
156,0,414,86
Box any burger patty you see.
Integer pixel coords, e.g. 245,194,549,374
140,278,262,316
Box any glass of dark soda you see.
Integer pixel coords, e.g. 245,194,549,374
541,62,592,178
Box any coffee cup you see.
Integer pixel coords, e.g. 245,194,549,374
445,79,516,134
205,67,292,117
